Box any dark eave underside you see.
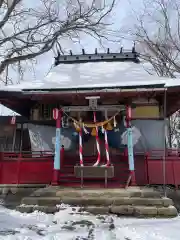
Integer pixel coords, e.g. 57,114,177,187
0,85,180,117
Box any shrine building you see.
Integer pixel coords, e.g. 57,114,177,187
0,48,180,188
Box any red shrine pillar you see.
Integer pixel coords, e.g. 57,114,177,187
52,109,62,185
126,105,136,186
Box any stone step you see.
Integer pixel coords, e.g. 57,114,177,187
16,204,178,218
110,205,178,217
16,205,59,214
21,196,173,207
55,188,162,198
17,186,178,218
30,187,162,198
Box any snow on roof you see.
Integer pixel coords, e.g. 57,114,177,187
45,61,166,89
1,61,180,92
0,81,44,92
0,105,19,116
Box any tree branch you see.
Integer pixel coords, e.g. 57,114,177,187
0,0,116,78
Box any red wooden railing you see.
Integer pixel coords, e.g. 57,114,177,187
0,151,54,184
144,149,180,189
2,151,53,159
0,148,180,187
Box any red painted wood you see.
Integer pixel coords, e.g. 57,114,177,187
135,155,148,185
59,154,147,186
146,149,180,187
53,108,59,120
10,116,16,125
0,152,53,184
1,150,180,187
147,159,174,185
173,161,180,188
0,160,53,184
0,161,18,184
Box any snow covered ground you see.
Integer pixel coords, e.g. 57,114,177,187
0,204,179,240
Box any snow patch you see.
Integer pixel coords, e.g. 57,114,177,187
0,205,178,239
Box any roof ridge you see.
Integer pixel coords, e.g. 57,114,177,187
54,48,140,66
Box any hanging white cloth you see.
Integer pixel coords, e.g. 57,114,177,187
121,126,141,146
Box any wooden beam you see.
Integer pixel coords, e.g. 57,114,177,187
62,105,125,112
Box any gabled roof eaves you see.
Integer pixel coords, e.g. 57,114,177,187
22,83,165,94
0,90,23,97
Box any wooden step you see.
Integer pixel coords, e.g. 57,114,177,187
59,161,132,187
62,158,128,164
61,163,129,168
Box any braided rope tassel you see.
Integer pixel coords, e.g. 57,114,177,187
83,123,89,134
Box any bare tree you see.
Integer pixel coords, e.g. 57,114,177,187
0,0,116,84
121,0,180,148
169,111,180,148
123,0,180,78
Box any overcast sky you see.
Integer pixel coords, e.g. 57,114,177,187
32,0,143,80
